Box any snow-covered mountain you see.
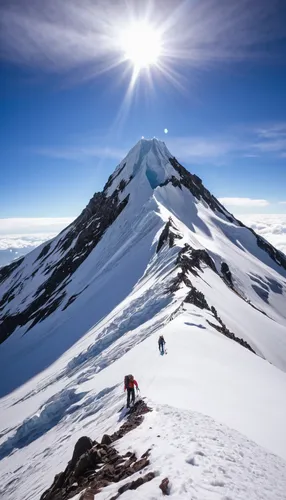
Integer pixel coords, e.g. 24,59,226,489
0,138,286,500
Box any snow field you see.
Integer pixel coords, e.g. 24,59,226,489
1,309,286,499
103,404,286,500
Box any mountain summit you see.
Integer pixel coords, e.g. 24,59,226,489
1,139,286,499
105,138,175,193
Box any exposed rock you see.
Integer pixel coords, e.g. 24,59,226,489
209,306,255,353
167,244,217,295
250,229,286,272
167,271,192,294
71,436,94,466
157,218,183,253
182,285,256,354
141,448,152,459
103,163,126,192
0,257,24,286
36,242,52,262
40,400,153,500
79,490,94,500
62,293,80,311
117,472,155,495
74,447,102,478
221,262,233,286
159,477,170,495
159,175,182,190
185,287,210,310
131,457,150,472
177,244,217,276
167,155,286,272
101,434,112,446
169,156,234,222
165,241,256,354
109,400,152,442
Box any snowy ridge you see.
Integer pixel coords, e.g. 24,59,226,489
0,138,286,499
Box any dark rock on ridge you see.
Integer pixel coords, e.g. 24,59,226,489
40,400,153,500
157,218,183,253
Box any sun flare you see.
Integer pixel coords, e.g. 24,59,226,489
120,21,162,70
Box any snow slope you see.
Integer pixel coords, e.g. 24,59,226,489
0,312,286,500
1,138,286,499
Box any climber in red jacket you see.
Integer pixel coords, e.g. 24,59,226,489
124,374,139,408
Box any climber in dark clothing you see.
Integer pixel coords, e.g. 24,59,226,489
124,374,139,408
158,335,166,354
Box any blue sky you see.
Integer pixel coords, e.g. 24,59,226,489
1,0,286,221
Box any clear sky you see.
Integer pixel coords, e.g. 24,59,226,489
1,0,286,220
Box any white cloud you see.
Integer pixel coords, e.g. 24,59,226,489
0,218,75,267
252,123,286,157
240,214,286,255
167,137,237,163
0,217,74,236
218,198,270,208
279,201,286,205
0,233,56,251
35,146,126,162
166,122,286,164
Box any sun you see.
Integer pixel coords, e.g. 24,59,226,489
120,21,162,70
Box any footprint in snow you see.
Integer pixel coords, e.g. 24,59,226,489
186,455,199,466
195,450,205,457
210,479,225,487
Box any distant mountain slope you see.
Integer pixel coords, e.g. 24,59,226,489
1,138,286,394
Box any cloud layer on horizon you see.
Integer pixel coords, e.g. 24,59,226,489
167,123,286,164
1,214,285,269
240,214,286,255
0,217,74,236
0,218,74,267
218,198,270,208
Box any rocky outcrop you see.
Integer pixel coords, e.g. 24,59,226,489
183,285,255,353
0,256,24,285
168,157,234,223
103,163,126,192
168,156,286,273
36,241,52,262
185,287,210,310
159,175,182,190
221,262,233,287
109,471,155,500
252,231,286,272
167,246,256,354
177,244,217,277
167,244,217,293
159,477,170,496
157,218,183,253
208,305,255,353
40,400,153,500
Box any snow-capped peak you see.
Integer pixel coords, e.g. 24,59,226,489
104,137,178,197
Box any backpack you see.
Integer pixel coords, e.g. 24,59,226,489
124,374,133,388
